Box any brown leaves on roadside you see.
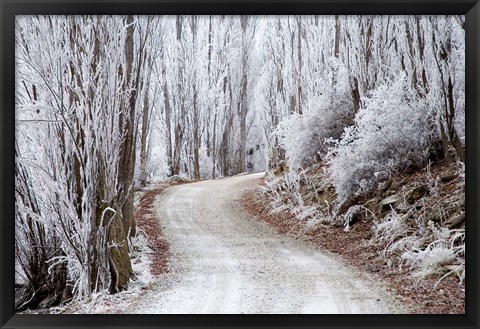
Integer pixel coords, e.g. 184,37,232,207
134,185,171,276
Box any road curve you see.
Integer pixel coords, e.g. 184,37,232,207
128,172,405,314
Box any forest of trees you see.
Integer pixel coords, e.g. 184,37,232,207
15,15,464,309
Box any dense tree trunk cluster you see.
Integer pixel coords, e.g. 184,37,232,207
16,15,144,308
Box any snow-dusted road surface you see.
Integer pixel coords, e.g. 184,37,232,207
127,172,405,314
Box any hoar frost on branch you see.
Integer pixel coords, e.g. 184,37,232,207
327,75,435,205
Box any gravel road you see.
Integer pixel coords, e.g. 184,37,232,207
127,172,405,314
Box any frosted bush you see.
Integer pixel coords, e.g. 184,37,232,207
372,210,412,248
263,170,304,210
373,208,465,285
274,91,354,169
327,75,435,203
263,169,327,225
402,225,465,284
402,244,455,280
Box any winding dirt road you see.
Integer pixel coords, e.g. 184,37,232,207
128,172,405,314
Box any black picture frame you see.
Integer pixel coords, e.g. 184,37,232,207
1,1,478,328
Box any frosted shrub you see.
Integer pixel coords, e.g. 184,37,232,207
263,170,304,211
402,244,455,280
274,91,354,169
400,222,465,284
328,76,435,203
373,209,465,285
263,169,326,225
372,210,412,249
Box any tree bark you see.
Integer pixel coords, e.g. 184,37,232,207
139,55,152,186
238,15,250,174
118,15,138,237
296,15,303,114
107,208,134,293
162,65,174,176
334,15,341,58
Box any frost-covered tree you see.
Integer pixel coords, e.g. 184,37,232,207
327,75,436,204
15,143,66,310
273,59,354,169
261,15,464,176
258,16,355,170
426,16,465,162
155,16,261,179
15,15,152,303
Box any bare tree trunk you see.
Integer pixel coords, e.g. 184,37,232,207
162,66,174,176
351,77,361,114
220,108,233,177
106,206,134,293
237,15,250,174
139,56,152,186
333,15,341,89
415,17,429,93
173,122,184,175
238,74,248,174
192,83,201,179
107,15,139,292
364,18,373,91
191,17,201,180
211,112,218,178
171,15,186,176
334,15,341,58
296,15,303,114
447,76,465,162
405,21,419,91
118,14,138,238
